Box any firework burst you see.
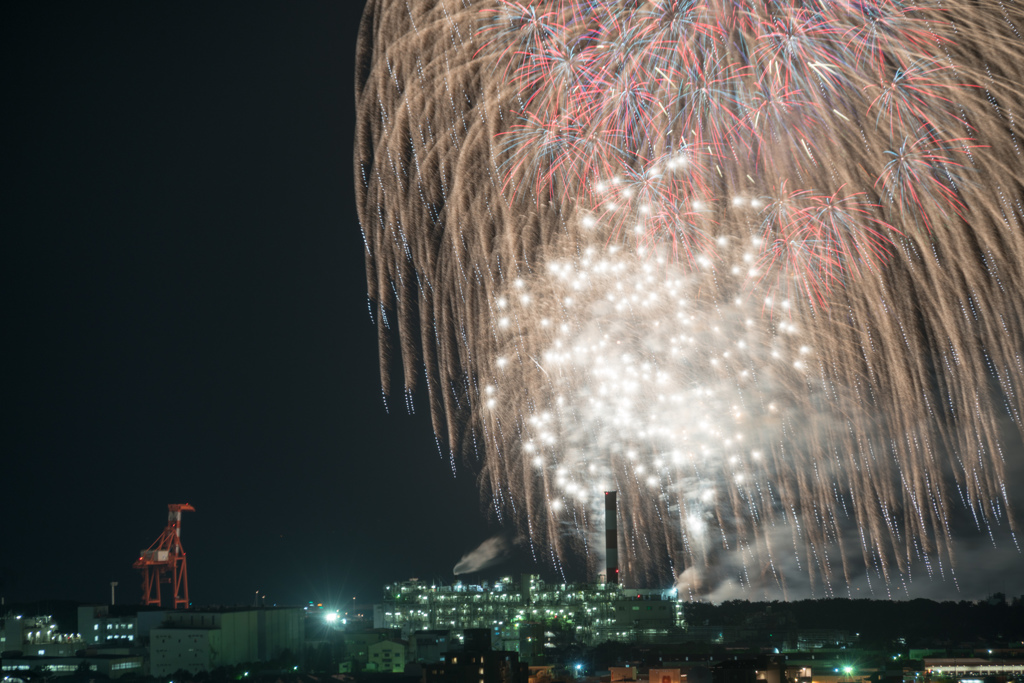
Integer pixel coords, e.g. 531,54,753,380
356,0,1024,596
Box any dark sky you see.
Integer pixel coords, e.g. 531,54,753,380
2,1,510,609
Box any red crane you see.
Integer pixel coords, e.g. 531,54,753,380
133,503,195,609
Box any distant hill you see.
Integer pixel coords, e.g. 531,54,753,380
683,595,1024,647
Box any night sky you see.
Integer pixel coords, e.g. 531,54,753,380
2,1,517,609
3,2,1022,610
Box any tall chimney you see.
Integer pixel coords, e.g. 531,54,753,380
605,491,618,585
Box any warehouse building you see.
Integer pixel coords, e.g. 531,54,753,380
150,607,302,676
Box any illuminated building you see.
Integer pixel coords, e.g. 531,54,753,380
0,613,142,679
374,575,684,649
924,658,1024,679
0,614,83,657
76,605,168,647
0,655,144,679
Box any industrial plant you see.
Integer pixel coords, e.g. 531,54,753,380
3,501,1024,683
374,574,683,648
